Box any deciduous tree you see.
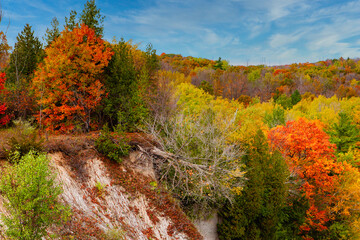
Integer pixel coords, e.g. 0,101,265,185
33,24,113,132
268,118,344,238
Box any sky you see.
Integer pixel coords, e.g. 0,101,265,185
2,0,360,66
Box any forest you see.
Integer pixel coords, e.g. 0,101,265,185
1,0,360,239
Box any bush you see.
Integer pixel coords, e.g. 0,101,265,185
0,151,70,239
3,119,43,163
95,124,130,163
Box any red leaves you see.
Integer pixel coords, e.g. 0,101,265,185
268,118,344,235
33,24,114,132
0,72,11,126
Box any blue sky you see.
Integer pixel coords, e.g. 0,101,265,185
2,0,360,65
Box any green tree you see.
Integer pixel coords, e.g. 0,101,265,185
44,17,60,47
64,0,105,36
64,10,78,31
0,151,70,239
5,24,43,119
328,112,360,154
79,0,105,36
291,90,302,106
218,130,288,240
103,39,147,131
7,23,43,84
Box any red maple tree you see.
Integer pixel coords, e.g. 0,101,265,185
33,24,113,132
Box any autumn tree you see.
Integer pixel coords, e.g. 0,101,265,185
218,130,288,240
0,72,10,125
0,31,10,70
33,24,113,132
268,118,344,238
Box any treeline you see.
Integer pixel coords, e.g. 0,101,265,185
0,1,360,240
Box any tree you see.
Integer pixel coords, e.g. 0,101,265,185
268,118,344,238
291,89,302,106
64,10,78,31
79,0,105,36
0,72,10,126
218,130,288,240
7,24,43,84
0,151,70,239
44,17,60,47
0,31,11,70
144,83,245,218
5,24,43,119
64,0,105,36
33,24,113,132
103,39,147,131
328,112,360,154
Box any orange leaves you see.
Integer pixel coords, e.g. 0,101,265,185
268,117,344,235
33,24,113,132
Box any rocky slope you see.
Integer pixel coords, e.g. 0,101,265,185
0,134,203,239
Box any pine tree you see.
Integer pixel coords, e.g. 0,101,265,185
328,112,360,154
7,24,43,84
103,39,141,130
218,130,288,240
44,17,60,47
64,10,78,31
79,0,105,36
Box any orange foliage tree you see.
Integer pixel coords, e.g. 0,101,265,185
268,118,344,238
33,24,113,132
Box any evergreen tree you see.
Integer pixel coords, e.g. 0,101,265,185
328,112,360,154
218,130,288,240
103,39,146,130
79,0,105,36
64,1,104,36
7,24,43,84
44,17,60,47
64,10,78,31
291,90,302,106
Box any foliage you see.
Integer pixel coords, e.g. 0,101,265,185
0,151,70,239
198,80,214,95
5,24,42,120
33,24,113,132
0,31,11,70
264,105,285,128
146,83,245,218
7,23,43,84
103,39,148,131
218,130,288,240
327,112,360,154
3,119,43,163
268,118,344,238
95,124,130,163
44,17,60,47
0,72,10,126
105,227,126,240
79,0,105,36
291,90,302,106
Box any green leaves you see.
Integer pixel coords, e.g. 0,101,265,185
0,151,70,239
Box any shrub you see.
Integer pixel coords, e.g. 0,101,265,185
95,124,130,163
0,151,70,239
3,119,43,163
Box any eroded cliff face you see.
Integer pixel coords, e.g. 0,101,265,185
0,135,202,239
